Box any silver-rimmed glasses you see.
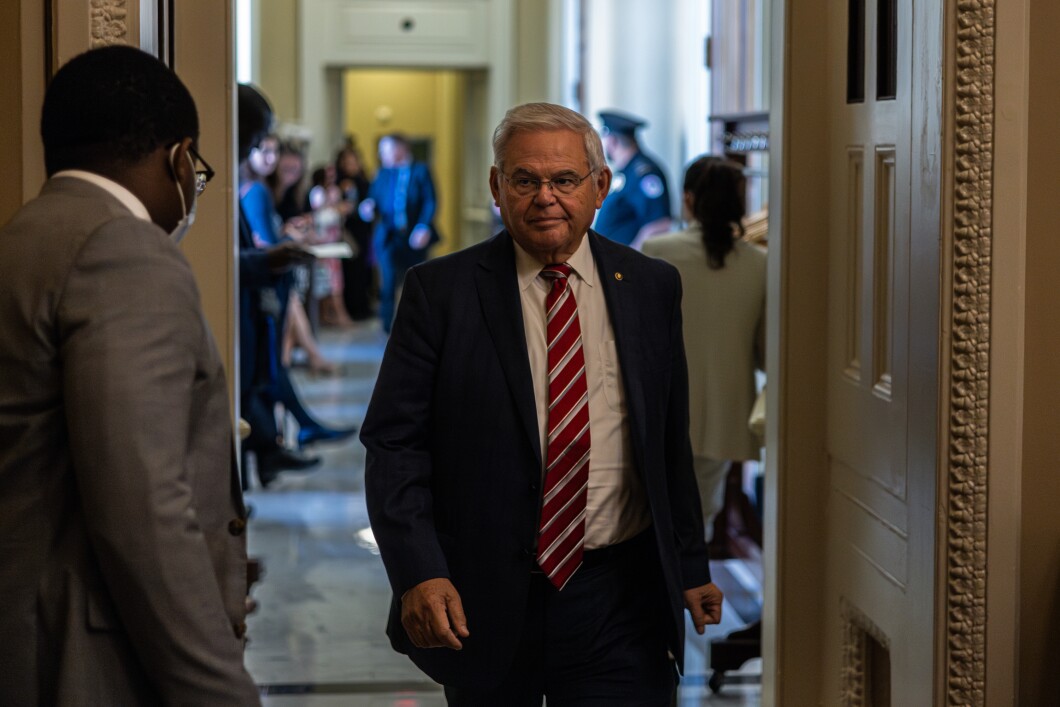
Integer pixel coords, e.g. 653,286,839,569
500,168,597,197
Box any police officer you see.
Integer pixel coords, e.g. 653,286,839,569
594,110,673,248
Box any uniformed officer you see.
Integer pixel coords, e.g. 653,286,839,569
594,110,673,248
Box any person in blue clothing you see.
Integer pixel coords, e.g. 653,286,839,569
358,133,441,334
237,85,355,488
593,110,673,249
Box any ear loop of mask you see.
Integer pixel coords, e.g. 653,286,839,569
170,143,188,218
168,143,197,244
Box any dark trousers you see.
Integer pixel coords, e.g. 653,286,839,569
444,531,676,706
376,230,428,335
275,365,320,430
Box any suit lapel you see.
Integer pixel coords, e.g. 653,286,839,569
474,232,543,468
589,232,649,471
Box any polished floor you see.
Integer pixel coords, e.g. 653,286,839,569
244,322,762,706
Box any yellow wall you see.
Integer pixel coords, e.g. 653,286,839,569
343,69,465,255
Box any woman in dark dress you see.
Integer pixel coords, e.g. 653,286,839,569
335,144,375,321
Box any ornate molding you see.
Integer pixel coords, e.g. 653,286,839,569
839,599,891,707
944,0,994,705
90,0,129,47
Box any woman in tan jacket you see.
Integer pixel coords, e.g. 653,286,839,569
642,156,766,540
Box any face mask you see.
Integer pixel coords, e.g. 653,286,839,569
169,144,197,244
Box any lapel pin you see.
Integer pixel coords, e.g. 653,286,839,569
614,272,623,281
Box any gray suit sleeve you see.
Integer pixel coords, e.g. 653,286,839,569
59,219,260,706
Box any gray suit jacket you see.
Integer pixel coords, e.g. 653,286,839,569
0,177,260,705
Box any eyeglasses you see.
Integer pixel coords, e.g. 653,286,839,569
188,146,215,196
500,168,597,197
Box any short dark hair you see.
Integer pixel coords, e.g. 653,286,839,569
238,84,274,163
41,45,198,176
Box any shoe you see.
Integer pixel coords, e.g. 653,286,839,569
257,448,322,488
298,424,357,448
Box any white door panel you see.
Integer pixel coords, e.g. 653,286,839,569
822,0,936,702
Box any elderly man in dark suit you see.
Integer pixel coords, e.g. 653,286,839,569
0,47,260,704
362,102,722,705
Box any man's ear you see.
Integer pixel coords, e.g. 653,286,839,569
489,166,502,206
171,137,195,183
593,166,613,208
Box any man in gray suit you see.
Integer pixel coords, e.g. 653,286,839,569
0,46,261,704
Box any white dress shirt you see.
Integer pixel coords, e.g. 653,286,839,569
52,170,152,222
513,234,651,549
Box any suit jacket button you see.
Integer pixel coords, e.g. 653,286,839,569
233,621,247,639
228,518,247,536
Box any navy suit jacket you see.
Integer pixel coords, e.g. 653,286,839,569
361,230,710,688
368,161,440,264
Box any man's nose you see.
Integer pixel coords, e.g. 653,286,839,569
532,181,558,204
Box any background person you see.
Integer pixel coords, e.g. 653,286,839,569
335,142,375,321
266,140,339,374
358,133,440,334
642,156,766,540
0,46,260,705
237,84,355,488
361,102,722,705
593,109,672,249
305,160,356,328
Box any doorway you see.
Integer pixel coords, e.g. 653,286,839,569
339,67,489,256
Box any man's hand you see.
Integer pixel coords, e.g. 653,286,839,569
684,582,724,634
400,577,470,650
409,224,432,250
264,241,315,273
282,215,313,243
358,198,376,222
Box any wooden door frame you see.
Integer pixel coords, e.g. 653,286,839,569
761,0,831,700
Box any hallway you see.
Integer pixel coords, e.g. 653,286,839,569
244,323,762,705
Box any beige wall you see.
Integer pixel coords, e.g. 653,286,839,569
0,1,24,225
343,69,464,256
258,0,300,123
175,2,239,402
762,0,830,701
991,0,1060,702
1020,0,1060,701
0,1,46,225
514,0,550,104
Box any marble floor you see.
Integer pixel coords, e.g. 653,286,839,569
244,322,762,706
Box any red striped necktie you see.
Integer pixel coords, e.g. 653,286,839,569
536,263,590,590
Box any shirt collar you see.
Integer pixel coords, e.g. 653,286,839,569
51,170,152,222
511,231,596,292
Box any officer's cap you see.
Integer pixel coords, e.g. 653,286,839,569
599,110,646,137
